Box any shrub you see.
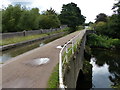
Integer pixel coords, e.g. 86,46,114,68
87,34,120,49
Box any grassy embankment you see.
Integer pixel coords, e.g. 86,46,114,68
47,64,59,88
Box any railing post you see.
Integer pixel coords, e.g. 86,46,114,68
72,40,74,54
59,52,65,89
66,46,68,63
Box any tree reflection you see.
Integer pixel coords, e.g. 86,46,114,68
91,48,120,88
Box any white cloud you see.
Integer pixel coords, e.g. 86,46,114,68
1,0,11,9
2,0,115,23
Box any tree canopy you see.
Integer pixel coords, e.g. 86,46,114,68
95,13,108,23
39,8,60,29
2,5,61,32
94,0,120,39
59,2,85,31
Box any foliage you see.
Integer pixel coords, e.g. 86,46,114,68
47,64,59,88
18,8,40,31
39,8,61,29
87,34,120,49
94,14,120,39
59,2,85,31
94,0,120,39
2,5,61,32
42,8,57,15
2,5,22,32
112,0,120,15
76,25,85,30
107,14,120,39
94,21,108,35
2,5,40,32
39,14,60,29
95,13,108,23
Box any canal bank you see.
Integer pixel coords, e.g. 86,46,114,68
1,32,67,63
1,32,66,51
84,32,120,88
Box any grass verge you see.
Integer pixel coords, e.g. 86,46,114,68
47,64,59,88
1,28,69,46
0,34,48,46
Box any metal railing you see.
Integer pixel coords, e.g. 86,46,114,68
59,29,86,89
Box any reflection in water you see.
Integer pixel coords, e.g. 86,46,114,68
0,54,12,63
90,57,113,88
91,48,120,88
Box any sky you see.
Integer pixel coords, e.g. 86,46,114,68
1,0,116,23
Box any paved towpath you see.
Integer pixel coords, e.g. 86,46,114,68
0,30,85,88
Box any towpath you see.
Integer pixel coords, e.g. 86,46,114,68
0,30,85,88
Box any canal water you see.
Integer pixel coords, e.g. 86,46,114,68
90,48,120,88
0,35,64,63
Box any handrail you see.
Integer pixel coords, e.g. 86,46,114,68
59,29,86,89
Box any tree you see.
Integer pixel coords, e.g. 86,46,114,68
39,9,60,29
59,2,85,31
2,5,22,32
112,0,120,15
42,8,57,15
107,14,120,38
95,13,108,23
30,8,40,30
2,5,41,32
107,0,120,38
94,21,108,35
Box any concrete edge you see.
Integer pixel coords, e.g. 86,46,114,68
0,32,65,51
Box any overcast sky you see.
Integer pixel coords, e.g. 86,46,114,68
1,0,116,23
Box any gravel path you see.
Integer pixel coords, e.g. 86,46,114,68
1,30,85,88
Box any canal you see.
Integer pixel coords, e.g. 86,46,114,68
0,34,65,63
88,48,120,88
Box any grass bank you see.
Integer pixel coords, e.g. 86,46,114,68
0,34,48,46
1,28,69,46
47,64,59,88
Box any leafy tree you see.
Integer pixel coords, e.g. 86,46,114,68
59,2,85,31
95,13,108,23
94,0,120,39
39,9,60,29
17,10,32,30
112,0,120,15
43,8,57,15
18,8,40,30
94,21,108,35
2,5,22,32
30,8,40,30
107,14,120,38
107,0,120,38
2,5,41,32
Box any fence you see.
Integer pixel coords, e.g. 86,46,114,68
1,25,67,39
59,29,86,89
